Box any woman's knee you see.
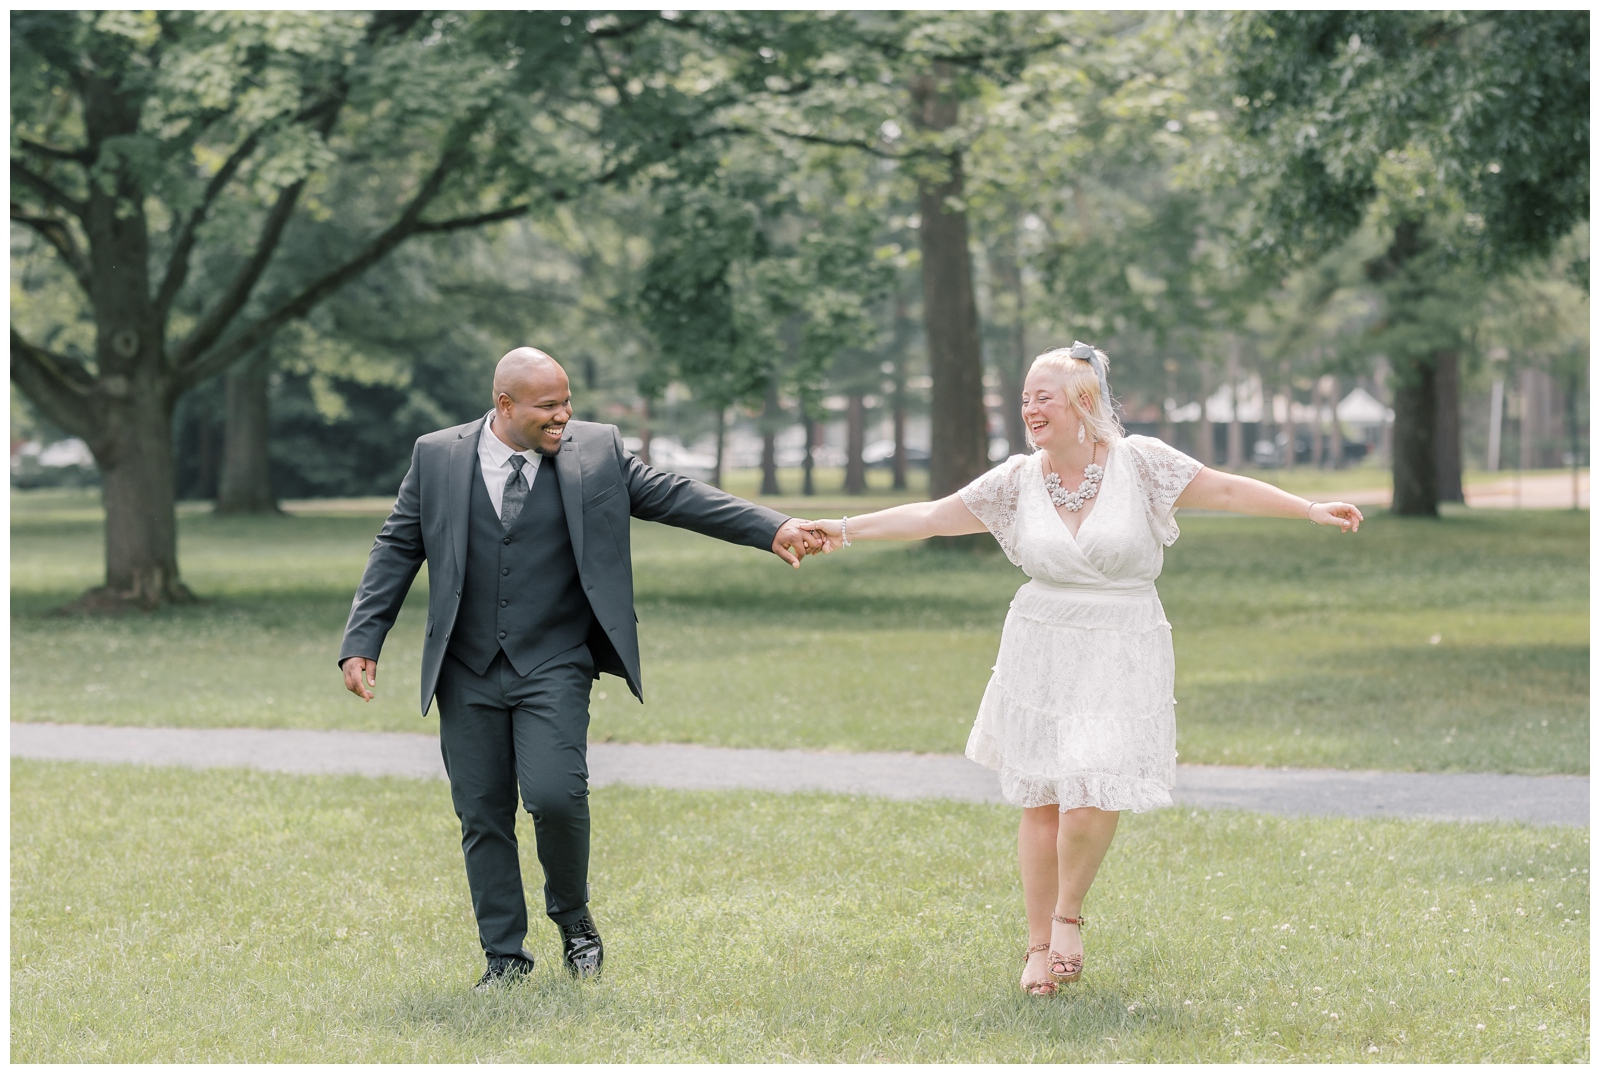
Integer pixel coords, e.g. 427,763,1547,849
1020,805,1060,834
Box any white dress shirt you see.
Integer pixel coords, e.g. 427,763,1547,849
477,411,543,520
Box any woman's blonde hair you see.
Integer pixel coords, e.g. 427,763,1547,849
1026,344,1123,447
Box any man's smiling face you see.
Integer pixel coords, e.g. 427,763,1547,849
492,349,572,455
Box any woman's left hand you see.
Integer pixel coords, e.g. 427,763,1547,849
1310,501,1363,533
808,518,844,552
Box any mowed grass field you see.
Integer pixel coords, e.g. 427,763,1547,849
11,761,1589,1063
10,482,1587,774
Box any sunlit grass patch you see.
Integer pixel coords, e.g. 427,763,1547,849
11,761,1589,1062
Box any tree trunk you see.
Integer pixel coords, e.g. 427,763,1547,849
1310,379,1326,469
988,229,1029,456
638,398,653,467
801,413,816,496
1160,361,1178,448
759,379,782,496
1434,350,1463,502
1281,392,1297,469
1257,378,1274,458
1566,367,1583,510
1225,342,1244,469
1486,375,1504,472
1391,355,1439,516
1328,376,1346,470
1519,368,1538,470
710,406,726,490
891,285,911,491
216,348,281,514
1196,366,1215,467
194,404,221,501
844,393,867,494
913,64,987,499
1365,218,1437,514
92,388,194,609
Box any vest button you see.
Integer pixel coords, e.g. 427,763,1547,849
499,599,507,607
498,631,507,639
502,536,511,545
501,568,509,576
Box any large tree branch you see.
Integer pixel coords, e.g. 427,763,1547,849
412,203,535,234
9,328,97,440
10,208,93,293
761,126,907,159
167,178,308,372
10,160,86,218
174,122,479,392
154,112,288,321
17,137,93,166
166,85,363,370
155,11,423,342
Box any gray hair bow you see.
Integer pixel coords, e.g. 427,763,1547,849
1069,340,1114,414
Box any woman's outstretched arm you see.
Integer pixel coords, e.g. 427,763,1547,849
1176,468,1364,532
810,493,987,547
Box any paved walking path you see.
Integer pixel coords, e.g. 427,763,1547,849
13,723,1587,826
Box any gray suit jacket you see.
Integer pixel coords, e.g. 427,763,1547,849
338,416,789,714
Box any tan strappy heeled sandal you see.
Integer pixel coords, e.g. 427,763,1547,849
1048,914,1085,983
1021,942,1057,996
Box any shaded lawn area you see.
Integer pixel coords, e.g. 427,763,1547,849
11,761,1588,1063
10,487,1588,775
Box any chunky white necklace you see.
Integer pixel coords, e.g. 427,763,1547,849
1044,460,1104,512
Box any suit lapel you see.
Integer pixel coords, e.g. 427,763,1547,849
448,423,479,584
554,435,585,568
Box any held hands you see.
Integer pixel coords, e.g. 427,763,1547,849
806,518,845,553
342,656,378,701
771,517,830,567
1309,501,1364,533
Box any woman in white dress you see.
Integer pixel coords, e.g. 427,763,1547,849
807,343,1363,996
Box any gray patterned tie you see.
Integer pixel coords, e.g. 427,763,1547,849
501,454,529,529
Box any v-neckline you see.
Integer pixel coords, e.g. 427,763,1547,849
1039,444,1110,542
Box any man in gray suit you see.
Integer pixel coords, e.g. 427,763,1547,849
339,348,821,989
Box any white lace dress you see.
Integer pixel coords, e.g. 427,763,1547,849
959,435,1203,813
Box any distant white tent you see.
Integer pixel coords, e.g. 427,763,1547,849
1164,379,1392,429
1335,386,1393,427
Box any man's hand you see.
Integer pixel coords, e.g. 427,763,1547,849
342,656,378,701
771,518,825,568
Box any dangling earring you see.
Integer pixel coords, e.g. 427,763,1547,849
1077,421,1087,444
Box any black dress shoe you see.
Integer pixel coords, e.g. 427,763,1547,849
473,948,536,991
559,911,603,978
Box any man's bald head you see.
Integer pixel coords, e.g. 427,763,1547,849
490,347,572,455
493,347,562,401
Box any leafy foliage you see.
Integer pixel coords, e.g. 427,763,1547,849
1226,11,1589,271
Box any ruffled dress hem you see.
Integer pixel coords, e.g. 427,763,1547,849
966,731,1175,812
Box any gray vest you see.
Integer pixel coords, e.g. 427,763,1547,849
446,451,594,676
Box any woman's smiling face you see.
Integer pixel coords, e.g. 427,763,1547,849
1021,368,1084,450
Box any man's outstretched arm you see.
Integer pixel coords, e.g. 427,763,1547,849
615,429,820,565
338,441,427,699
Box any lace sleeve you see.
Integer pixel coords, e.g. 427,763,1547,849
1122,435,1203,547
957,454,1029,563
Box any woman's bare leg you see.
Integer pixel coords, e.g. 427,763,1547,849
1051,807,1120,971
1017,805,1061,991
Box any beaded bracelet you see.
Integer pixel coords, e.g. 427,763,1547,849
841,515,851,547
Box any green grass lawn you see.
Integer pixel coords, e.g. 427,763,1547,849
10,485,1588,774
11,761,1589,1062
